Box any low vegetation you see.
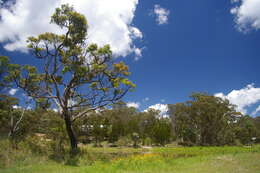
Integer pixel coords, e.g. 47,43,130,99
1,144,260,173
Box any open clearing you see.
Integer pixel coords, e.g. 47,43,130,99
1,146,260,173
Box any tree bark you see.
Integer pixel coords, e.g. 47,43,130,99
63,111,78,156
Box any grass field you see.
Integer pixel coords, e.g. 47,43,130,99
1,145,260,173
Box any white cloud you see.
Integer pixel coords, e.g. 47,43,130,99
126,102,140,109
9,88,18,95
130,27,143,39
145,103,168,117
252,105,260,116
68,99,77,107
153,4,170,25
12,104,31,110
53,108,58,112
0,0,142,58
133,47,143,61
215,84,260,115
13,105,22,109
231,0,260,31
161,99,165,103
143,97,149,102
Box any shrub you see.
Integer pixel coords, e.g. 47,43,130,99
143,137,152,146
116,136,132,147
25,136,49,155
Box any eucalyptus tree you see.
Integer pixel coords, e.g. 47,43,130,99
169,93,241,146
5,4,135,154
0,95,19,137
188,93,240,145
0,95,34,148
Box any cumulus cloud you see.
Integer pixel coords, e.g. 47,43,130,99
252,105,260,116
215,84,260,115
0,0,142,58
231,0,260,31
9,88,18,95
153,4,170,25
145,103,169,117
126,102,140,109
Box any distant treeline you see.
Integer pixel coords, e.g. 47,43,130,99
0,93,259,149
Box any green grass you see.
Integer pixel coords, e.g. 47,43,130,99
1,145,260,173
153,145,260,157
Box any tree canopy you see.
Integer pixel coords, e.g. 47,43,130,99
3,4,135,154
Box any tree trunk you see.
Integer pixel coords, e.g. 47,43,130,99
63,111,78,156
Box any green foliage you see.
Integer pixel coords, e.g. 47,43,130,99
51,4,88,45
80,113,110,147
0,95,38,147
151,118,172,146
168,93,243,146
235,115,257,145
116,136,132,147
0,56,10,90
25,136,50,155
102,107,139,143
253,116,260,143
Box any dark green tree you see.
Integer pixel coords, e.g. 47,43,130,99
83,112,109,147
151,118,172,146
0,56,10,91
104,106,137,143
0,95,37,148
138,110,157,145
235,115,257,145
169,93,241,146
253,116,260,143
0,95,19,138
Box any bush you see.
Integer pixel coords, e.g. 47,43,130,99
0,140,12,168
0,139,46,168
116,136,132,147
25,136,49,155
65,154,80,166
143,137,152,146
48,139,66,162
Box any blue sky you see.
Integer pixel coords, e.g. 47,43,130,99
0,0,260,116
125,0,260,116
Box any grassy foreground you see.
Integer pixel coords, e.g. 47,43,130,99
1,146,260,173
